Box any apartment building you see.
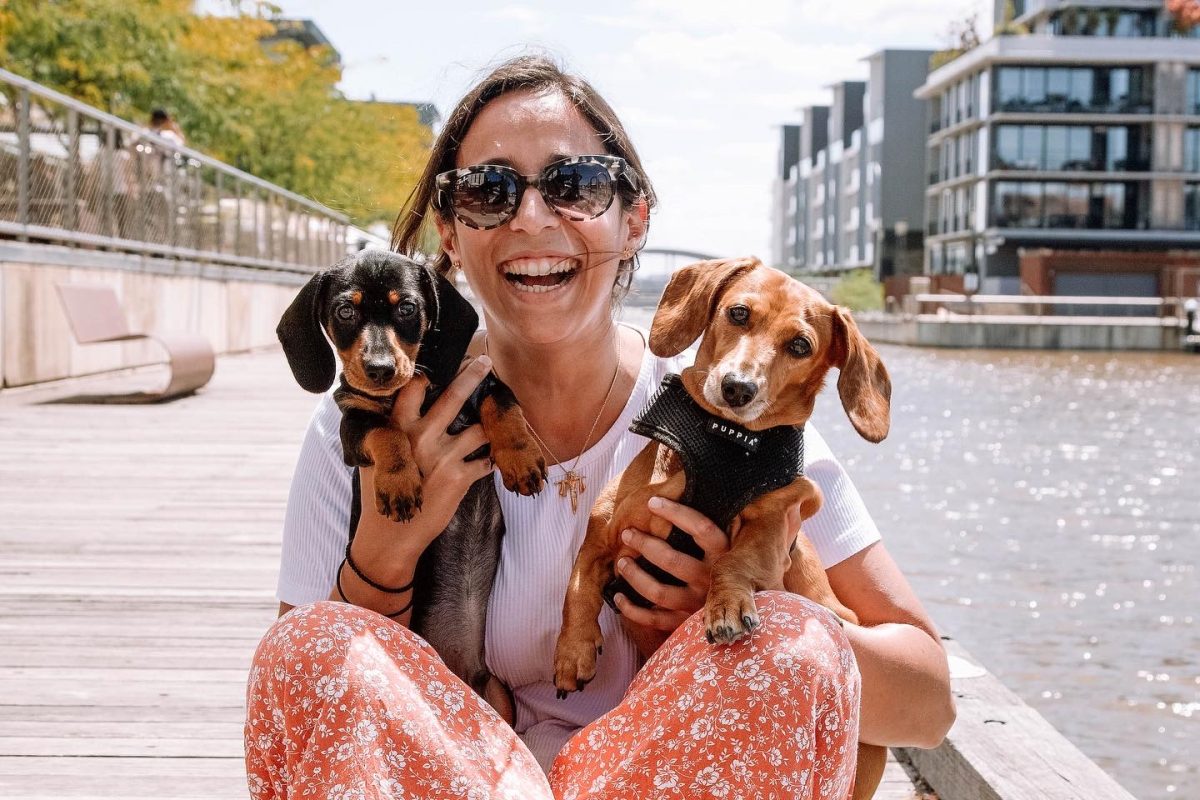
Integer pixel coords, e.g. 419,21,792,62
917,0,1200,295
771,49,934,278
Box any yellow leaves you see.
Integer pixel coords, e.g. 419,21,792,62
1,0,433,227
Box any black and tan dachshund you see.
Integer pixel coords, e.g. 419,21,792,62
277,249,545,718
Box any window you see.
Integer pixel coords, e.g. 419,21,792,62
1022,68,1047,107
1069,69,1094,109
1098,183,1125,227
1068,127,1092,169
1018,182,1044,226
1045,127,1068,170
1187,128,1200,173
1020,126,1043,169
997,126,1021,168
1047,68,1070,104
1189,70,1200,114
1186,183,1200,230
998,68,1022,108
1105,127,1128,170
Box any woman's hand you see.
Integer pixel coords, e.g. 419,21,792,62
613,497,804,656
348,357,495,588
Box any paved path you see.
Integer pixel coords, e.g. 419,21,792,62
0,348,926,799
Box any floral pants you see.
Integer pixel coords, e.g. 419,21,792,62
244,592,861,800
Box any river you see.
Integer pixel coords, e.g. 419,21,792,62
619,305,1198,799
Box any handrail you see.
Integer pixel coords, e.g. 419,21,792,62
0,66,349,271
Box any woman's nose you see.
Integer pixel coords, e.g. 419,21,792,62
508,185,559,234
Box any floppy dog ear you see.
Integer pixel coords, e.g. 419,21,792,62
416,267,479,387
277,271,336,393
830,306,891,443
648,256,760,356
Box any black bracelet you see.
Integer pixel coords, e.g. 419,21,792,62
344,541,415,594
336,559,413,620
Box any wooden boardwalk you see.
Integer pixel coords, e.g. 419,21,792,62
0,348,926,799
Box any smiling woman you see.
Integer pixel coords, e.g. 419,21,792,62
245,53,954,800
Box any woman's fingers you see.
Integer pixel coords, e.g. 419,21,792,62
426,356,493,430
620,528,708,595
612,592,690,632
646,497,730,560
613,547,700,611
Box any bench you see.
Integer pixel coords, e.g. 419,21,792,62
54,282,215,402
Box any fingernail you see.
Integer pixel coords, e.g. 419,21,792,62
621,529,633,544
475,355,492,370
617,557,629,572
648,497,665,509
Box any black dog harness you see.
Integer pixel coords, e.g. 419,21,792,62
603,373,806,610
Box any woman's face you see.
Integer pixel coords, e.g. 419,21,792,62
437,88,645,346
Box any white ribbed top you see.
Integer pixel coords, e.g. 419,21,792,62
276,325,881,771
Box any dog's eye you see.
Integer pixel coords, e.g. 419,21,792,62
728,305,750,325
789,337,813,357
335,305,356,322
396,301,417,319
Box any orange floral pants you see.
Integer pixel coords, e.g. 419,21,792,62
245,592,861,799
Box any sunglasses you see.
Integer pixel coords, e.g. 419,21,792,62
434,155,636,230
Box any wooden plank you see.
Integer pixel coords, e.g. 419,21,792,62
897,637,1139,800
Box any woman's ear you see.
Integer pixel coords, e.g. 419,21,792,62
435,215,459,268
622,197,649,256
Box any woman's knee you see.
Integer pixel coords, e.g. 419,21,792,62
665,590,858,686
249,601,432,697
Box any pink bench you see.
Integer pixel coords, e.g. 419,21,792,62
55,283,215,401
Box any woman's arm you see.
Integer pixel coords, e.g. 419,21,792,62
827,542,956,748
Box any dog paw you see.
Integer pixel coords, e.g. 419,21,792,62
705,590,760,645
373,468,423,522
553,625,604,698
495,447,548,496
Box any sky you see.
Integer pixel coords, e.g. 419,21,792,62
213,0,991,260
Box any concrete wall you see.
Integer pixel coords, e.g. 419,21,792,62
0,242,309,388
857,313,1183,350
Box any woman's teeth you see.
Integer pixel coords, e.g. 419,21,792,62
502,258,579,293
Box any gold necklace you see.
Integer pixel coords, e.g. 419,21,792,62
485,330,623,514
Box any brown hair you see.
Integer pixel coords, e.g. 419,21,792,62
391,54,656,301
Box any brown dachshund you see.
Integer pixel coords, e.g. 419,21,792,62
554,256,891,800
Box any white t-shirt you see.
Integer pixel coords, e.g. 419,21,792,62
276,326,882,771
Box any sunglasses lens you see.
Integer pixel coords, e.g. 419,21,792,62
451,169,518,228
542,161,615,220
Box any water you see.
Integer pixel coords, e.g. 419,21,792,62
817,346,1198,799
621,306,1198,798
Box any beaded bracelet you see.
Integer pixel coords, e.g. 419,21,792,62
336,558,413,620
344,540,415,594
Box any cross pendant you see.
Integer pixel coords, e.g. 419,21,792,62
556,470,586,514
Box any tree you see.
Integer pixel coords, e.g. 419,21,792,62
0,1,431,227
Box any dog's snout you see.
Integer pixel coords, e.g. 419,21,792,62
720,374,758,408
365,359,396,385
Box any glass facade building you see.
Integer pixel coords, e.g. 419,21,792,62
916,0,1200,294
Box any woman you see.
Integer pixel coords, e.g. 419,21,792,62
246,55,954,800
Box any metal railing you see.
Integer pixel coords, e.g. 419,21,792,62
0,67,348,272
909,293,1181,319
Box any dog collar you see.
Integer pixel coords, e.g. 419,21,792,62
629,373,806,529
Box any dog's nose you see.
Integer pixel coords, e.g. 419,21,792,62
365,360,396,385
720,375,758,408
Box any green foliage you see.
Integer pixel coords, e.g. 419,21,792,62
830,269,884,312
0,0,431,227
